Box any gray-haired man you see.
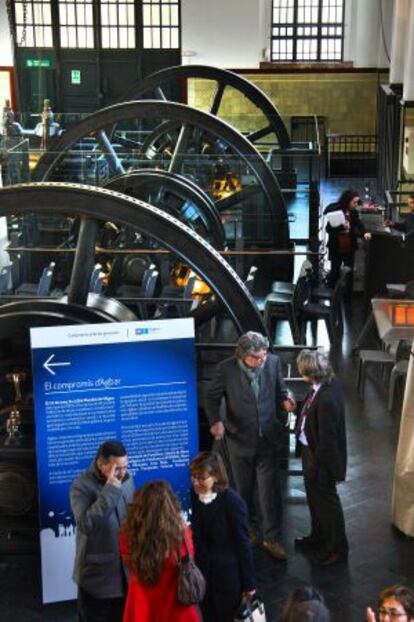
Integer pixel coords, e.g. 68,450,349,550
205,331,295,560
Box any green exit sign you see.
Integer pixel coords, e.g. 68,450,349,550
26,59,51,68
71,69,81,85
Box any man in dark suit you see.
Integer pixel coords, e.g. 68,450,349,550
205,331,296,561
295,349,348,566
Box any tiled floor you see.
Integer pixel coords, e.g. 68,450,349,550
2,298,414,622
2,179,413,621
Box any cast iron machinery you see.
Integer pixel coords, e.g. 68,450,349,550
120,64,291,150
0,181,269,550
32,100,290,249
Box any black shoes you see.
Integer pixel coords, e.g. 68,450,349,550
294,535,320,551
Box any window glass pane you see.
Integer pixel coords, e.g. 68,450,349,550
44,27,53,46
119,26,128,46
119,5,127,25
86,27,94,47
162,5,171,25
170,27,178,48
152,27,160,47
101,27,109,47
25,28,35,46
143,5,151,24
110,4,118,23
151,5,160,25
101,4,109,25
68,25,77,46
161,27,170,47
143,28,152,47
34,25,43,46
26,4,34,23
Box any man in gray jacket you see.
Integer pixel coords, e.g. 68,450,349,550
206,332,295,561
70,440,135,622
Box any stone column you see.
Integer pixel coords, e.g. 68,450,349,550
353,0,381,67
390,0,410,85
403,0,414,100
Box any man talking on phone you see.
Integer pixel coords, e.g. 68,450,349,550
70,440,135,622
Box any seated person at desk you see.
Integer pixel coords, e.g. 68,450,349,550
324,190,371,293
385,194,414,234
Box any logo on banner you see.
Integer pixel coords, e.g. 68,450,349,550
135,327,161,335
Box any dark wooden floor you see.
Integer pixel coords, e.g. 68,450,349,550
2,179,414,621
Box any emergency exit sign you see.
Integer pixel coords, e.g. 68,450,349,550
71,70,81,85
26,59,51,68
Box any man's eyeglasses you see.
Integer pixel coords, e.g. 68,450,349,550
378,608,407,620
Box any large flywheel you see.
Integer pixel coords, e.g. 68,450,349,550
32,100,290,248
121,64,291,149
0,182,267,335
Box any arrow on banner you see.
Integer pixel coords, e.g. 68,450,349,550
43,354,71,376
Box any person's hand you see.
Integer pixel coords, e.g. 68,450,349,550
366,606,377,622
210,421,225,440
364,232,372,240
242,590,256,599
105,463,122,488
281,398,296,412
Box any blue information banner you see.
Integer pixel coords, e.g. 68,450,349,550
30,318,198,604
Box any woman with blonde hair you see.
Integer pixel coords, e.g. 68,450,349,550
120,481,201,622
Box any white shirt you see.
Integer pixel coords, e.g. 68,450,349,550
299,383,321,446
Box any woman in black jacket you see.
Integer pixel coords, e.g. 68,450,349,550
294,349,348,566
324,189,371,293
190,451,256,622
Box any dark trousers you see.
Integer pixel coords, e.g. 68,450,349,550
302,447,348,556
78,587,125,622
328,252,354,295
228,436,282,541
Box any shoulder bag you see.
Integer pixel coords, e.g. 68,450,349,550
177,532,206,605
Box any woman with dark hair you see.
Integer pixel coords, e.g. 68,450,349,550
120,481,201,622
366,584,414,622
190,451,256,622
324,189,371,292
294,349,348,566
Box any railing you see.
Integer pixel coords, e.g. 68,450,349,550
327,134,377,177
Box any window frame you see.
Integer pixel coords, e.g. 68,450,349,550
270,0,345,63
11,0,181,51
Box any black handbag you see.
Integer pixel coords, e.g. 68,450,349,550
177,533,207,605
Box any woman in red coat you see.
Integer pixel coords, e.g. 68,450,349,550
120,481,201,622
